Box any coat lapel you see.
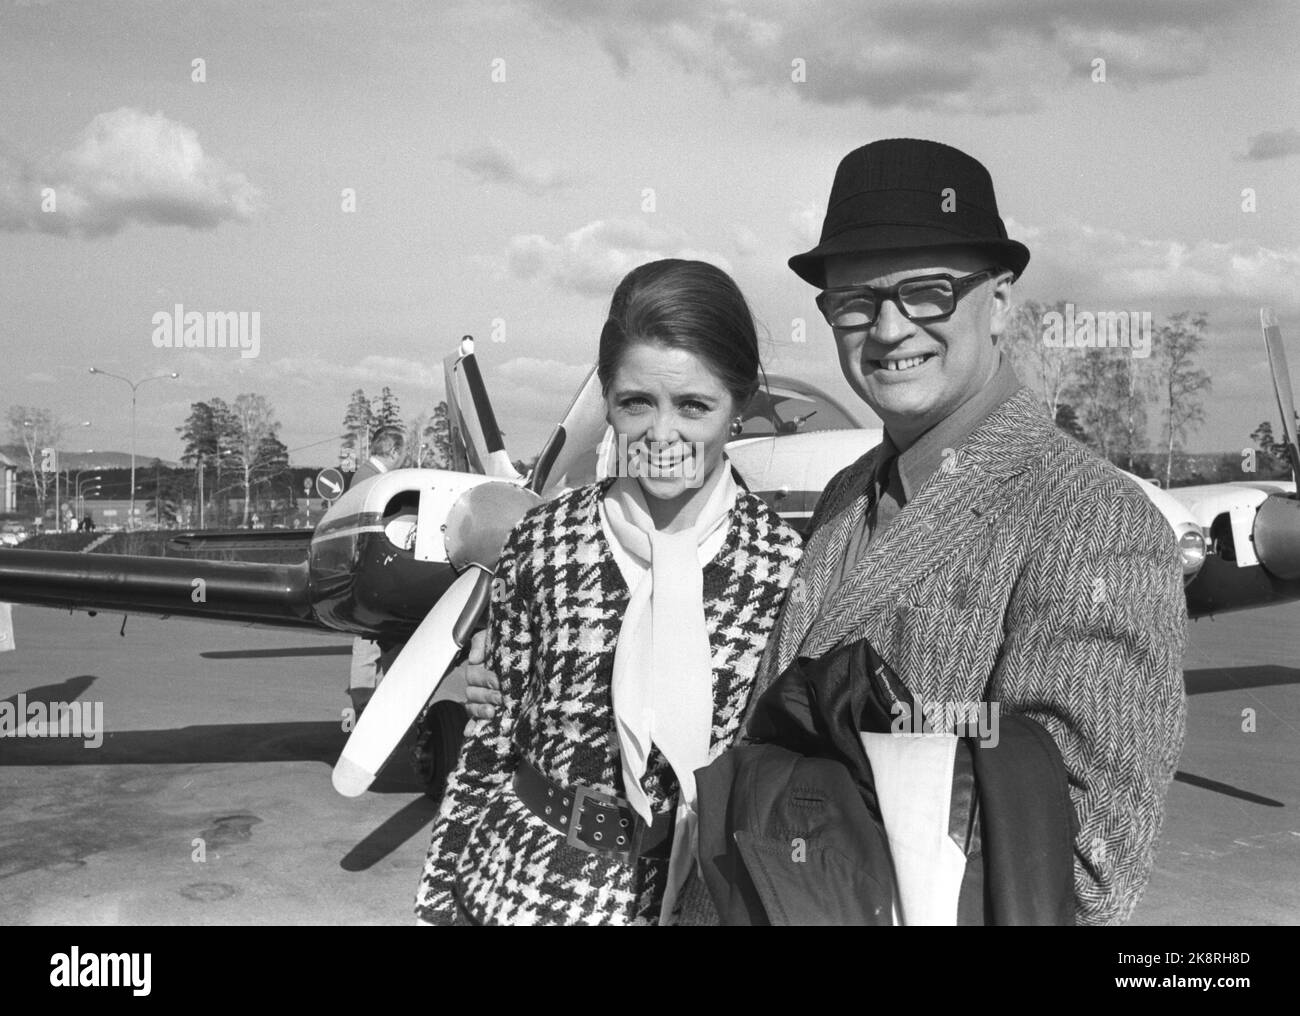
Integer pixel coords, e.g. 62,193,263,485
795,388,1054,667
769,448,880,675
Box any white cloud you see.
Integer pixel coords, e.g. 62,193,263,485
519,0,1254,114
505,217,733,297
1017,218,1300,317
731,226,761,257
1241,128,1300,161
266,354,444,391
790,205,822,246
0,107,261,238
495,356,592,390
1055,25,1211,84
447,142,574,194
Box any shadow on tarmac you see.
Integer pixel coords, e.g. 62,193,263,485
341,796,441,871
1173,770,1283,807
1184,664,1300,696
0,720,424,790
5,667,1294,815
1,674,98,713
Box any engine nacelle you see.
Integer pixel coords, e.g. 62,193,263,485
307,468,537,636
1253,493,1300,580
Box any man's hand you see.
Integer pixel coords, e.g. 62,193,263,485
463,628,502,721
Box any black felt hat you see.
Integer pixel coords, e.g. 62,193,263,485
789,138,1030,288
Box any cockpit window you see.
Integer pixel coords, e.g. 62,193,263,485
735,383,859,437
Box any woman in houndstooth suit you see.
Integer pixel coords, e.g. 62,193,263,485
415,259,802,925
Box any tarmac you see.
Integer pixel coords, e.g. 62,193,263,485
0,600,1296,925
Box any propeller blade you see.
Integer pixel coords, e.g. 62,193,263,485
332,567,490,797
1261,308,1300,480
528,366,606,494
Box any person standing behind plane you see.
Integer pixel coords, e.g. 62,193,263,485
414,259,802,925
347,430,406,716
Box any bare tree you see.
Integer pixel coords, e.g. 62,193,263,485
6,406,63,517
229,394,281,527
1154,312,1212,488
1113,352,1154,474
404,402,453,469
1071,353,1127,464
999,299,1079,421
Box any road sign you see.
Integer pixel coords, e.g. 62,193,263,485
315,468,345,501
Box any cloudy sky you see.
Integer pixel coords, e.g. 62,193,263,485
2,0,1298,463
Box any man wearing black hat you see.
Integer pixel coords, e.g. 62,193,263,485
699,138,1186,925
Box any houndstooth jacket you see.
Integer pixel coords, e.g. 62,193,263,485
415,477,802,925
747,384,1188,926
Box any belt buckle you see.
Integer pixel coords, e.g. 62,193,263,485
566,784,632,857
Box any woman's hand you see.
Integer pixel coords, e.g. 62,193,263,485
463,628,503,721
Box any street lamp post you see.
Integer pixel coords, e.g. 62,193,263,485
88,368,179,531
78,484,103,523
76,472,102,524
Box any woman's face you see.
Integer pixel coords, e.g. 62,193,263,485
605,340,738,507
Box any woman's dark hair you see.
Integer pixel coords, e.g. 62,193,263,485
597,259,762,408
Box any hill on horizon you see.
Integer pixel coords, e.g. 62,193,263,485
0,446,180,470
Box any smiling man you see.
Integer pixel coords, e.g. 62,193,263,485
712,138,1189,925
464,139,1189,926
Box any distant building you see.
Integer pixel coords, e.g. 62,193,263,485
0,451,16,513
79,499,147,528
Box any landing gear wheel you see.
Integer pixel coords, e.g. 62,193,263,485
411,699,468,802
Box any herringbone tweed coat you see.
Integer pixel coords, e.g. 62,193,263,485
741,384,1188,926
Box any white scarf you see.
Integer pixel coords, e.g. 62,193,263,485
599,459,738,922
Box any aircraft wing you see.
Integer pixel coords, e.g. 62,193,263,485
167,529,316,553
0,548,320,630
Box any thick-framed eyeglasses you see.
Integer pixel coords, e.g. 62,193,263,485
816,268,1000,330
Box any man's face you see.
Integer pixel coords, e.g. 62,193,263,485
821,246,1012,446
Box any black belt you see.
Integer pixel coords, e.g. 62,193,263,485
513,759,674,863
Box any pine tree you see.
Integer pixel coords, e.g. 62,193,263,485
373,387,403,443
1155,312,1212,488
253,433,291,510
340,389,372,470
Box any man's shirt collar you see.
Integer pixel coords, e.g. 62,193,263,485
880,350,1022,501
